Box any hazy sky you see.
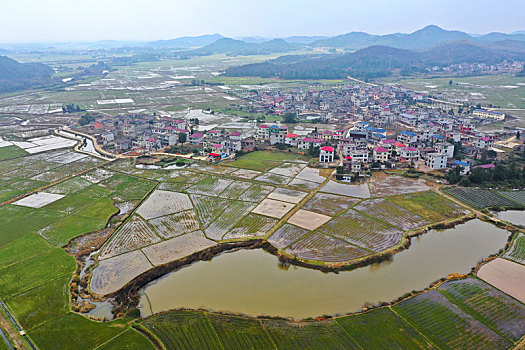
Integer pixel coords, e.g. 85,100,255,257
2,0,524,43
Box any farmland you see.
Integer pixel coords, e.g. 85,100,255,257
224,151,306,171
505,233,525,264
285,231,370,262
141,277,525,350
392,289,512,349
335,307,432,349
0,139,522,350
354,198,430,231
318,209,402,252
388,190,470,222
438,278,525,341
443,187,525,209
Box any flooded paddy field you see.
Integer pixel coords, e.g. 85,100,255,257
495,209,525,226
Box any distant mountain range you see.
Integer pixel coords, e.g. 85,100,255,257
309,25,525,50
0,56,54,93
144,25,525,51
224,41,525,80
2,25,524,53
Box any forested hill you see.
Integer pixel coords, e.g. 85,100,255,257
224,41,525,80
187,38,297,56
0,56,54,93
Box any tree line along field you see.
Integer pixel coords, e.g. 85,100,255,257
139,278,525,350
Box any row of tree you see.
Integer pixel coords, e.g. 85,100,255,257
447,161,525,187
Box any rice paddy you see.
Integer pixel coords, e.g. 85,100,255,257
0,142,521,350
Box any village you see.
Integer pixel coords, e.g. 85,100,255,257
75,82,524,183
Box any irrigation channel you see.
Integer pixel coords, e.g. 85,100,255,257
0,300,35,350
57,130,106,158
138,219,510,320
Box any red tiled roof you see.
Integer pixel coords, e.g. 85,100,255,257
320,146,334,152
285,133,298,138
374,146,388,153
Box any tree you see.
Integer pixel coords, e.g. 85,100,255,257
469,167,487,184
446,166,462,184
283,113,298,124
493,164,506,182
178,132,187,144
487,150,498,158
449,80,453,85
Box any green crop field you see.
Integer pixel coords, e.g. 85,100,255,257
0,249,74,297
96,329,156,350
392,290,511,349
335,307,432,349
141,311,222,349
438,278,525,341
506,233,525,264
103,174,156,202
29,313,131,350
261,319,359,349
40,214,106,246
498,191,525,206
389,190,469,222
0,169,157,350
443,188,522,209
5,274,71,331
0,234,49,267
208,314,275,349
43,194,94,214
0,146,28,160
224,151,306,171
76,197,119,220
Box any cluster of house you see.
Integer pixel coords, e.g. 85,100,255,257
76,82,521,177
425,60,523,75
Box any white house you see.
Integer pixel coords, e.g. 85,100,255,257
425,153,448,169
399,146,420,162
319,146,334,163
373,146,389,163
435,143,455,158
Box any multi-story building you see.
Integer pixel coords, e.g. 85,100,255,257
473,109,505,121
319,146,334,163
373,146,389,163
425,153,448,169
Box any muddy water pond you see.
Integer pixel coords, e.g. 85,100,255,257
139,219,509,320
495,210,525,226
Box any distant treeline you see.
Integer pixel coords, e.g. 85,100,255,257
224,42,525,80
